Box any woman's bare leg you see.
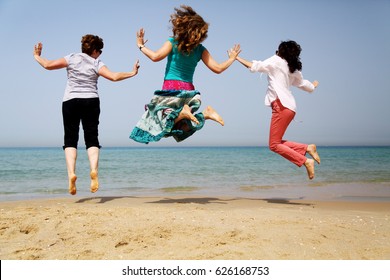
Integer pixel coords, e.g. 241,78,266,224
64,147,77,195
87,146,99,193
202,106,224,126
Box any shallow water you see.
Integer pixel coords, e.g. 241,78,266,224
1,146,389,201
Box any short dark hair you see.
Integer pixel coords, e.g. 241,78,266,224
81,34,104,55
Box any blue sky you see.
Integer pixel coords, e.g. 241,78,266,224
0,0,389,147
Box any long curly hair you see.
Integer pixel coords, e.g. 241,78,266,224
81,34,104,55
170,5,209,54
277,40,302,73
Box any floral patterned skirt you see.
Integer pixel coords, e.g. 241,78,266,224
129,80,205,144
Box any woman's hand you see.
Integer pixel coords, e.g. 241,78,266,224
227,44,241,60
136,28,148,48
132,59,140,75
33,42,42,56
312,80,319,88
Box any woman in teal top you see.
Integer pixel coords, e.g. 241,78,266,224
130,5,240,143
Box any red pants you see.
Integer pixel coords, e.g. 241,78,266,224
269,99,307,167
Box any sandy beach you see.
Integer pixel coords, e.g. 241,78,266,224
0,195,389,260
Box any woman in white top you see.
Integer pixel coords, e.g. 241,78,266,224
236,40,320,179
33,34,139,195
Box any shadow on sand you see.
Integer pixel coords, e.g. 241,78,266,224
75,196,314,207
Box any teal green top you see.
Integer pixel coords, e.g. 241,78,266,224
164,37,206,83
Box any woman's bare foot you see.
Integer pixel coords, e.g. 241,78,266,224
307,144,320,164
203,106,224,126
69,174,77,195
176,104,199,124
90,170,99,193
304,159,315,180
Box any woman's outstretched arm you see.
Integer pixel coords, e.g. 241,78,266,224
201,44,241,74
236,56,253,69
33,42,67,70
136,28,172,62
98,60,140,82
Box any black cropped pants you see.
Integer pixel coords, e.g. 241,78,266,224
62,98,101,150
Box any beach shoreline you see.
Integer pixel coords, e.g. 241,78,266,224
1,195,389,260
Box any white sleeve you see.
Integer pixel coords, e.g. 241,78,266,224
250,60,267,73
97,59,105,71
292,71,315,93
64,53,74,64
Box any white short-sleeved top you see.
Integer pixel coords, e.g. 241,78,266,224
63,53,105,102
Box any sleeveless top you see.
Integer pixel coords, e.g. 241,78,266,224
164,37,206,83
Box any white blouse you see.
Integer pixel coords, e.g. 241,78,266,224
250,55,315,112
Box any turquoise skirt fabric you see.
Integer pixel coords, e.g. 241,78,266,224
130,90,205,144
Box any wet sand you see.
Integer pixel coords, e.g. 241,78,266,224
0,196,389,260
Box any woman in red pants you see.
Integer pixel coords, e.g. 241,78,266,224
236,40,320,179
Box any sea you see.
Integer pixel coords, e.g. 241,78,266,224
1,146,390,202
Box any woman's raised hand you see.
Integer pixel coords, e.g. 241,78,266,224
136,28,148,48
33,42,43,56
227,44,241,60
